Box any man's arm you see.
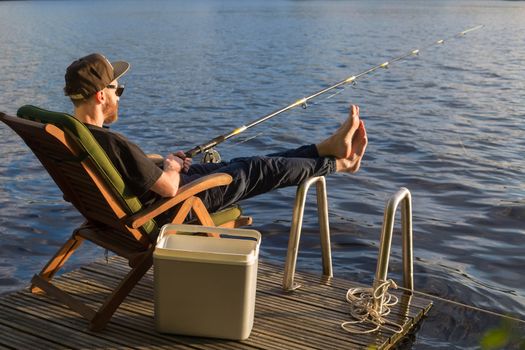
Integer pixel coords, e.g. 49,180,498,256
150,154,183,197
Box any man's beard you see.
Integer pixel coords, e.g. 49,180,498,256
103,100,119,124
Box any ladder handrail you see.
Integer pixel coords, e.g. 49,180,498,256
283,176,332,291
374,187,414,292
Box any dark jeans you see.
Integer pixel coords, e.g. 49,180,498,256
181,144,336,212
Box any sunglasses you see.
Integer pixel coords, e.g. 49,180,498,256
107,84,125,97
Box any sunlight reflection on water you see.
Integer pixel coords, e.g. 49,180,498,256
0,0,524,347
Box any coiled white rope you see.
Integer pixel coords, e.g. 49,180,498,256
341,279,404,334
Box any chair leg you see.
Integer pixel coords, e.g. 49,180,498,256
219,216,253,228
30,234,84,294
89,249,153,331
31,274,96,321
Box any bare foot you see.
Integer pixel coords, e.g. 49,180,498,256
317,105,360,159
336,120,368,173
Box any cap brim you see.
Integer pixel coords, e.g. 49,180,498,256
112,60,130,81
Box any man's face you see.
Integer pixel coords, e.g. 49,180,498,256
102,79,120,124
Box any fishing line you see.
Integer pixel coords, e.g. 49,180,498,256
215,88,348,152
231,132,266,146
349,85,387,98
185,25,483,161
396,285,525,325
308,87,348,106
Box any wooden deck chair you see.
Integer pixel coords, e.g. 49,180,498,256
0,106,252,330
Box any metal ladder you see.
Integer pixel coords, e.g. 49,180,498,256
282,182,414,295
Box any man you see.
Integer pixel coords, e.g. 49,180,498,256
64,53,367,221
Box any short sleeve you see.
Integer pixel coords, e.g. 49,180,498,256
87,125,163,198
109,134,163,197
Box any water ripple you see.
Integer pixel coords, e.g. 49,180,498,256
1,0,524,347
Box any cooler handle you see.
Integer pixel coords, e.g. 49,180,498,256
157,224,262,246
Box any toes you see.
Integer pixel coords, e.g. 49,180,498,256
342,104,360,133
355,121,368,156
348,121,365,156
350,105,360,127
354,123,368,171
350,104,359,117
347,121,367,172
322,105,363,160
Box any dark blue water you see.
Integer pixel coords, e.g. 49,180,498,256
1,0,524,348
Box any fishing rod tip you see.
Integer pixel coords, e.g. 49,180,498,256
459,25,484,36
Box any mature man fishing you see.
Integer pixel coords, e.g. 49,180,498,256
64,53,367,221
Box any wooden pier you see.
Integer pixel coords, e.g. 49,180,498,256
0,257,431,349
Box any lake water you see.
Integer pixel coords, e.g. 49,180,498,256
0,0,524,348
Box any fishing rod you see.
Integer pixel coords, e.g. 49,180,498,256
185,25,484,161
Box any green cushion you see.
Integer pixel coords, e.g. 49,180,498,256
209,205,242,226
17,105,157,236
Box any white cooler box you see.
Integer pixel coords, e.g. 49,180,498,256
154,224,261,340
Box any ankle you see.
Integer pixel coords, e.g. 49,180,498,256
335,158,344,172
316,141,331,157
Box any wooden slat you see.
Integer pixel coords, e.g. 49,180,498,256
75,228,148,260
0,294,176,350
0,256,431,349
255,273,422,323
94,257,432,317
0,299,113,348
80,258,427,348
102,259,429,320
49,265,374,349
0,322,63,349
75,265,383,347
112,261,424,344
59,270,369,349
38,272,255,350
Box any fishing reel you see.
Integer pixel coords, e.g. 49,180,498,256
201,148,222,164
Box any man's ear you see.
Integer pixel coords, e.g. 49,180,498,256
94,90,104,104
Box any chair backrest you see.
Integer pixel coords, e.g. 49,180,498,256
2,105,157,243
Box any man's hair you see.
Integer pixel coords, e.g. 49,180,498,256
69,97,85,108
69,94,96,108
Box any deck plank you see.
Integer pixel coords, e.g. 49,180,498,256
0,299,116,349
80,261,408,346
0,321,65,350
1,293,182,350
60,268,378,347
0,257,431,349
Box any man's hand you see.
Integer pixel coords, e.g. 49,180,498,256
173,151,192,173
164,154,184,173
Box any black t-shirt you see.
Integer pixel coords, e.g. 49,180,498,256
86,125,163,206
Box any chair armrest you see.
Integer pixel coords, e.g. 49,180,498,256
126,172,233,229
147,154,164,167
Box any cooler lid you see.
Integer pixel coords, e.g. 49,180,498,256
154,225,261,265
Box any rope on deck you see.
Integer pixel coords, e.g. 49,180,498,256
341,279,404,334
